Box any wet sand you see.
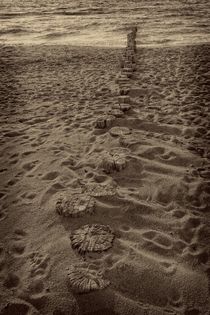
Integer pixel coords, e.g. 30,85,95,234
0,42,210,314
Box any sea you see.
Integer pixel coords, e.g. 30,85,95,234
0,0,210,47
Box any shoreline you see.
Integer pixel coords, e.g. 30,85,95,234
1,41,210,49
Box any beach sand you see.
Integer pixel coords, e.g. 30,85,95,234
0,43,210,314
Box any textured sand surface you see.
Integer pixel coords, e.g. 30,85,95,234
0,43,210,314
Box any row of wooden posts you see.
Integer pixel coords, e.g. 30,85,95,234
61,27,139,294
95,26,138,129
118,26,137,94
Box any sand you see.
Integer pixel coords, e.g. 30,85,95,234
0,40,210,315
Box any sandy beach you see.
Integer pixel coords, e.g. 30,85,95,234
0,41,210,315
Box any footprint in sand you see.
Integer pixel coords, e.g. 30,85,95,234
0,205,8,222
3,272,20,289
9,229,27,257
0,192,6,200
41,171,59,181
29,251,50,279
171,208,186,219
119,225,130,232
0,168,7,173
0,243,6,275
10,235,25,253
22,160,39,173
20,192,37,201
184,309,200,315
178,215,201,243
9,153,19,159
185,245,209,266
13,229,27,240
0,299,39,315
40,181,65,206
140,146,165,160
0,236,23,291
180,234,209,267
160,261,178,276
6,178,19,187
141,230,174,257
18,251,51,310
21,150,36,158
6,152,19,165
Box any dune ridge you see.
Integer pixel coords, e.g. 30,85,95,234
0,30,210,315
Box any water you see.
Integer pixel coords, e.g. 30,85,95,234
0,0,210,47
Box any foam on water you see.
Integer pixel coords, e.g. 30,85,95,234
0,0,209,46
